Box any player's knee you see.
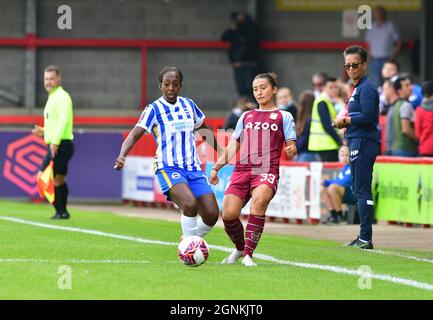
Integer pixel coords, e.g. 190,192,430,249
198,202,219,226
328,184,339,194
250,198,269,214
204,210,219,226
222,209,239,221
207,205,219,223
181,198,198,216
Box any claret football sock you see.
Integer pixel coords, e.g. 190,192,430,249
223,217,245,251
243,214,265,257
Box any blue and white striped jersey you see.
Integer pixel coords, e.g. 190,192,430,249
136,96,205,171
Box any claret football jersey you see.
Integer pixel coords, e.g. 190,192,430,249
232,109,296,172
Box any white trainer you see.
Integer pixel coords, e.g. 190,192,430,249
221,249,243,264
241,254,257,267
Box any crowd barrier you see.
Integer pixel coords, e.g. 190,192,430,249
374,157,433,226
121,155,433,227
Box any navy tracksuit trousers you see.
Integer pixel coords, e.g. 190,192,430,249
348,137,380,242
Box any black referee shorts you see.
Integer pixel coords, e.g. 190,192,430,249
40,140,74,176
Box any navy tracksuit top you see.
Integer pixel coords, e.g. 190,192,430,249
345,76,380,142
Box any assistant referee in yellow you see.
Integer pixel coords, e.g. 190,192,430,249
32,65,74,219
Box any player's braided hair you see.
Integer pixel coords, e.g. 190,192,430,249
253,72,278,88
159,66,183,84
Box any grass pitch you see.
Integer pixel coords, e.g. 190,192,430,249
1,199,433,300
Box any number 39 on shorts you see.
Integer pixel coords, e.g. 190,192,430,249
259,173,276,184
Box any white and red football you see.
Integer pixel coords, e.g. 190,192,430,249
177,235,209,267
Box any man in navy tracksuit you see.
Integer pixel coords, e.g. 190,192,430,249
334,45,380,249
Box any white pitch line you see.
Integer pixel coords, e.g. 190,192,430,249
1,215,433,292
369,249,433,265
0,258,152,264
0,258,227,266
0,215,177,246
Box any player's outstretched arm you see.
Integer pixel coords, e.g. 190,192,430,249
209,138,240,185
114,126,145,170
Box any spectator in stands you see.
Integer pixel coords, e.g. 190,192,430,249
408,75,424,109
223,97,254,130
381,59,400,81
334,79,350,114
365,6,402,88
322,145,356,224
309,77,342,162
379,59,400,115
295,90,318,162
276,87,297,121
379,60,423,112
391,77,418,157
382,78,399,155
245,100,257,110
221,12,260,100
32,65,74,220
415,81,433,157
312,72,327,98
334,79,353,130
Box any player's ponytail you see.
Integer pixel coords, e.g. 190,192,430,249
253,72,278,89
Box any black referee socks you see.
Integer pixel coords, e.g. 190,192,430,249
61,183,69,213
54,184,69,214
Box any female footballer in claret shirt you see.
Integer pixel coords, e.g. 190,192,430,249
210,72,297,266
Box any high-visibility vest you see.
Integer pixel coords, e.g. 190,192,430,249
308,94,339,151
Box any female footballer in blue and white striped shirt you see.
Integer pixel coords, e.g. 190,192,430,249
115,67,222,238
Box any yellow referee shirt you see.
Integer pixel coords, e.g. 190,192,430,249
43,86,74,145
